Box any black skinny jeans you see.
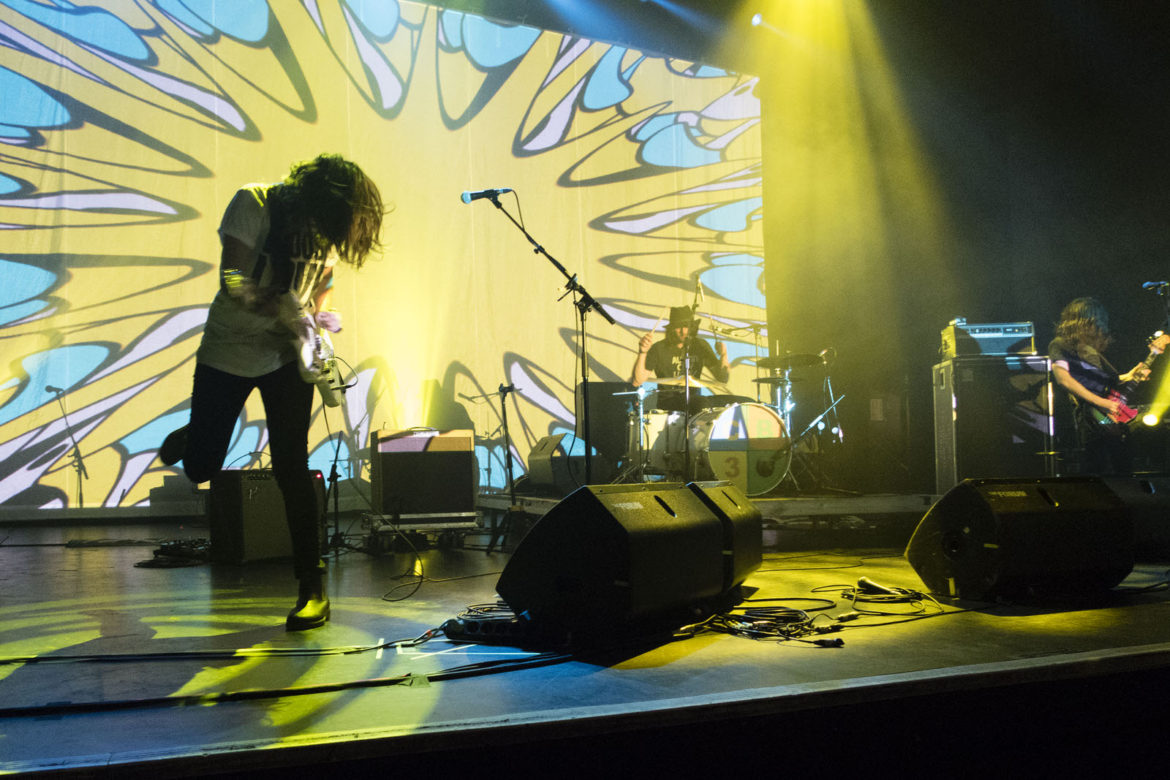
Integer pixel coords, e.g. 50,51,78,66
184,361,321,579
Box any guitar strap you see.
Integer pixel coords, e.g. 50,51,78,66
262,189,294,293
262,187,328,309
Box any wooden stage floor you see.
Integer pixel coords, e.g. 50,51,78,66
3,493,1170,776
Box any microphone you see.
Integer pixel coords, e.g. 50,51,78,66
461,187,513,204
1142,281,1169,290
692,279,705,313
856,576,900,595
46,385,64,394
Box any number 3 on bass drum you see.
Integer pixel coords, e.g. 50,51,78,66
688,403,790,497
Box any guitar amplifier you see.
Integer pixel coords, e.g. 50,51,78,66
370,428,477,523
940,318,1036,358
208,469,325,564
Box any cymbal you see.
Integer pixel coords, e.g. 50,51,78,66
757,353,822,370
752,376,803,385
643,376,728,393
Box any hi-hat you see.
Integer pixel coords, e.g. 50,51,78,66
757,353,821,370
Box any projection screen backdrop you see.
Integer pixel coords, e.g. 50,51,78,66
0,0,763,510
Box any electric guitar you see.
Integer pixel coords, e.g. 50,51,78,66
294,324,344,408
1088,331,1170,426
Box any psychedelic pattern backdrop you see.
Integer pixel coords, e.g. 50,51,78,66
0,0,763,510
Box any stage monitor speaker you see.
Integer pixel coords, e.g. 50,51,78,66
905,477,1133,601
496,482,761,641
370,428,475,518
208,469,325,564
688,480,763,589
1102,476,1170,562
526,433,587,496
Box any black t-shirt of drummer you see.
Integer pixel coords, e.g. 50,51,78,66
646,337,728,384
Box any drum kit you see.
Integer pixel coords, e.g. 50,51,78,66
614,350,842,497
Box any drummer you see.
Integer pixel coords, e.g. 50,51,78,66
631,305,730,387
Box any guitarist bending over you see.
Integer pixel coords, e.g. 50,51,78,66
1049,297,1167,475
159,154,384,630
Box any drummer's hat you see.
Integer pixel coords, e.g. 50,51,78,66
667,305,698,329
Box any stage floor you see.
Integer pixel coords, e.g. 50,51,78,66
3,504,1170,775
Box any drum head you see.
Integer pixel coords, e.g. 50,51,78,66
690,403,790,496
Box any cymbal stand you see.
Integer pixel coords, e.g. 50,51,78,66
747,323,766,402
713,320,767,402
612,384,650,483
773,368,795,435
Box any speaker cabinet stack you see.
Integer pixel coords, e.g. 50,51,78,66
905,477,1134,600
495,481,761,642
932,356,1053,494
208,469,325,564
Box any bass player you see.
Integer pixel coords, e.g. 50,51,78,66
1049,296,1167,475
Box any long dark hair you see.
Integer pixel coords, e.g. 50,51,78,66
277,153,384,269
1055,296,1111,352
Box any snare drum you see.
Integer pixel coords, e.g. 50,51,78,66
688,403,790,496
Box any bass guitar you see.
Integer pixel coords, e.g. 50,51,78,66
1089,331,1170,426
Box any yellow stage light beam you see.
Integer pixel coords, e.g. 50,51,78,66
718,1,955,344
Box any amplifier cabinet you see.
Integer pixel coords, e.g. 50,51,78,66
940,318,1036,358
208,469,325,564
370,428,476,521
933,356,1053,494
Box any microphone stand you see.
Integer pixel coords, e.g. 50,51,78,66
682,338,693,481
465,384,521,554
484,194,615,484
49,387,88,507
326,430,345,559
497,383,519,505
1151,282,1170,330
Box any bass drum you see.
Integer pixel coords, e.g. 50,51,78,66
688,403,790,496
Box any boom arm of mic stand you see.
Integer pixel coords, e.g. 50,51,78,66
485,195,616,483
488,197,615,325
793,394,847,444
